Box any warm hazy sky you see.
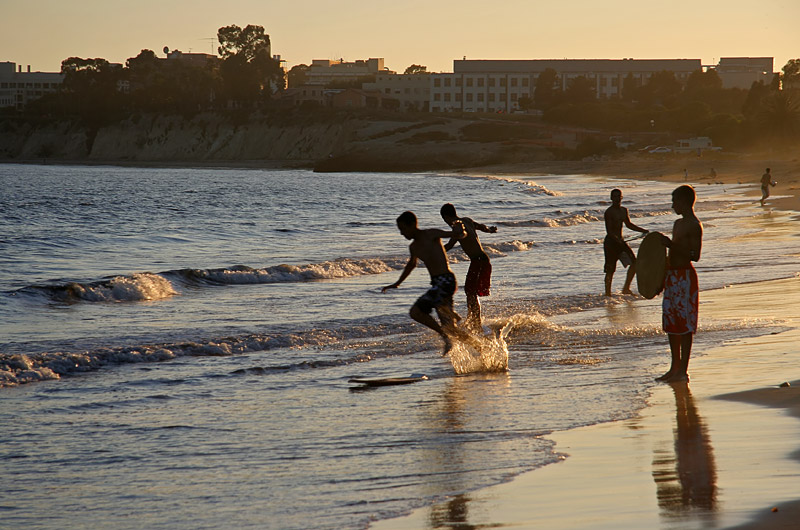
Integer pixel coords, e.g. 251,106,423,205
2,0,798,74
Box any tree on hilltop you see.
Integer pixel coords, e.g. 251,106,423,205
287,64,309,88
217,24,285,104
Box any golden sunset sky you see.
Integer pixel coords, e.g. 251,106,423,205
2,0,798,74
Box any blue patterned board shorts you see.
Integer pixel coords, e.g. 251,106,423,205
414,272,456,314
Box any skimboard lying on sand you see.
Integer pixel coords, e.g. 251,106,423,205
636,231,667,299
348,374,428,387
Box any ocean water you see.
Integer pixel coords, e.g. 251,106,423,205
1,163,798,529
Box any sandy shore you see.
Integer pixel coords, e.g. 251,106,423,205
372,278,800,530
372,161,800,529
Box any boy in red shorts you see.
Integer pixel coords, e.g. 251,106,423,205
440,203,497,333
656,185,703,383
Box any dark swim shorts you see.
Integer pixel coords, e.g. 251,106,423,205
414,272,457,314
603,236,635,273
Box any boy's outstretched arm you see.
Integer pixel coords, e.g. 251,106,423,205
382,256,417,292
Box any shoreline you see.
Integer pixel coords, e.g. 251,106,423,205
6,153,797,213
373,277,800,529
370,164,800,529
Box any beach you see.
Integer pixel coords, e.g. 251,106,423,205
372,278,800,529
372,156,800,529
1,159,798,529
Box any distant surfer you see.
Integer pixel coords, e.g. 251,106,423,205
760,167,776,206
382,211,467,354
656,185,703,383
603,189,648,296
440,203,497,333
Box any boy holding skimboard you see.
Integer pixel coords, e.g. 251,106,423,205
382,211,467,355
656,185,703,383
603,189,649,296
440,203,497,333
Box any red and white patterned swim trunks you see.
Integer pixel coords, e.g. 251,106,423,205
662,265,699,335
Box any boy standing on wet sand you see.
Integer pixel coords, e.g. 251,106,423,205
382,211,466,354
440,203,497,333
656,185,703,383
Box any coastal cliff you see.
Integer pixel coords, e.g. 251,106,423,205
0,111,560,171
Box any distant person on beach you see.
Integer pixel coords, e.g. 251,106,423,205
604,189,649,296
440,203,498,333
382,211,466,354
656,185,703,383
760,168,776,206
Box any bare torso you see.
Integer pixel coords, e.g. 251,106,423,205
410,229,455,277
668,215,703,268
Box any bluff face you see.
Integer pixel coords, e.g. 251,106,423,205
0,112,560,171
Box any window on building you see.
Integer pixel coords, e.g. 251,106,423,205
522,78,529,87
456,78,462,87
511,93,518,101
500,78,507,87
466,93,473,102
444,93,451,101
477,93,484,102
511,78,518,87
385,88,390,94
489,93,495,102
444,78,451,87
434,93,441,101
466,78,473,87
477,78,484,87
434,78,441,87
456,93,462,101
489,78,496,87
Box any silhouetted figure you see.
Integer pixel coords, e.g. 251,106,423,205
603,189,648,296
656,186,703,383
383,211,466,354
760,167,776,206
441,203,497,333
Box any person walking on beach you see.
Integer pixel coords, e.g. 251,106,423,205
603,189,648,296
656,185,703,383
760,168,776,206
382,211,466,354
440,203,497,333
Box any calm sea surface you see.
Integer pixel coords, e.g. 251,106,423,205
1,163,798,529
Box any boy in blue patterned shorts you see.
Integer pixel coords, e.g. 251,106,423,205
382,211,466,354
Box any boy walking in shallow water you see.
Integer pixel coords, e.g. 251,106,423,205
657,185,703,383
382,211,466,354
603,189,648,296
440,203,497,333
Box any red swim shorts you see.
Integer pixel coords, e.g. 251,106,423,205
662,265,699,335
464,258,491,297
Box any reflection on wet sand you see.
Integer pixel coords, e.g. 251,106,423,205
652,382,718,524
422,374,512,530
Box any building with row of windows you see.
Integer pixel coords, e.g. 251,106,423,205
429,58,705,113
0,62,63,110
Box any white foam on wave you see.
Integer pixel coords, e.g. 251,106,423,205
499,211,601,228
482,175,563,196
199,257,409,284
70,273,177,302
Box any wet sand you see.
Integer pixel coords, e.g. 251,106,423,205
372,277,800,529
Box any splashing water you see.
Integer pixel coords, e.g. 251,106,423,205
447,320,515,374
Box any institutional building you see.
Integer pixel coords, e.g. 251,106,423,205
0,62,63,110
714,57,774,89
430,58,703,113
305,58,392,86
363,73,430,111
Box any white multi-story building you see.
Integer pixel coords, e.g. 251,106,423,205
430,58,705,113
0,62,63,110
